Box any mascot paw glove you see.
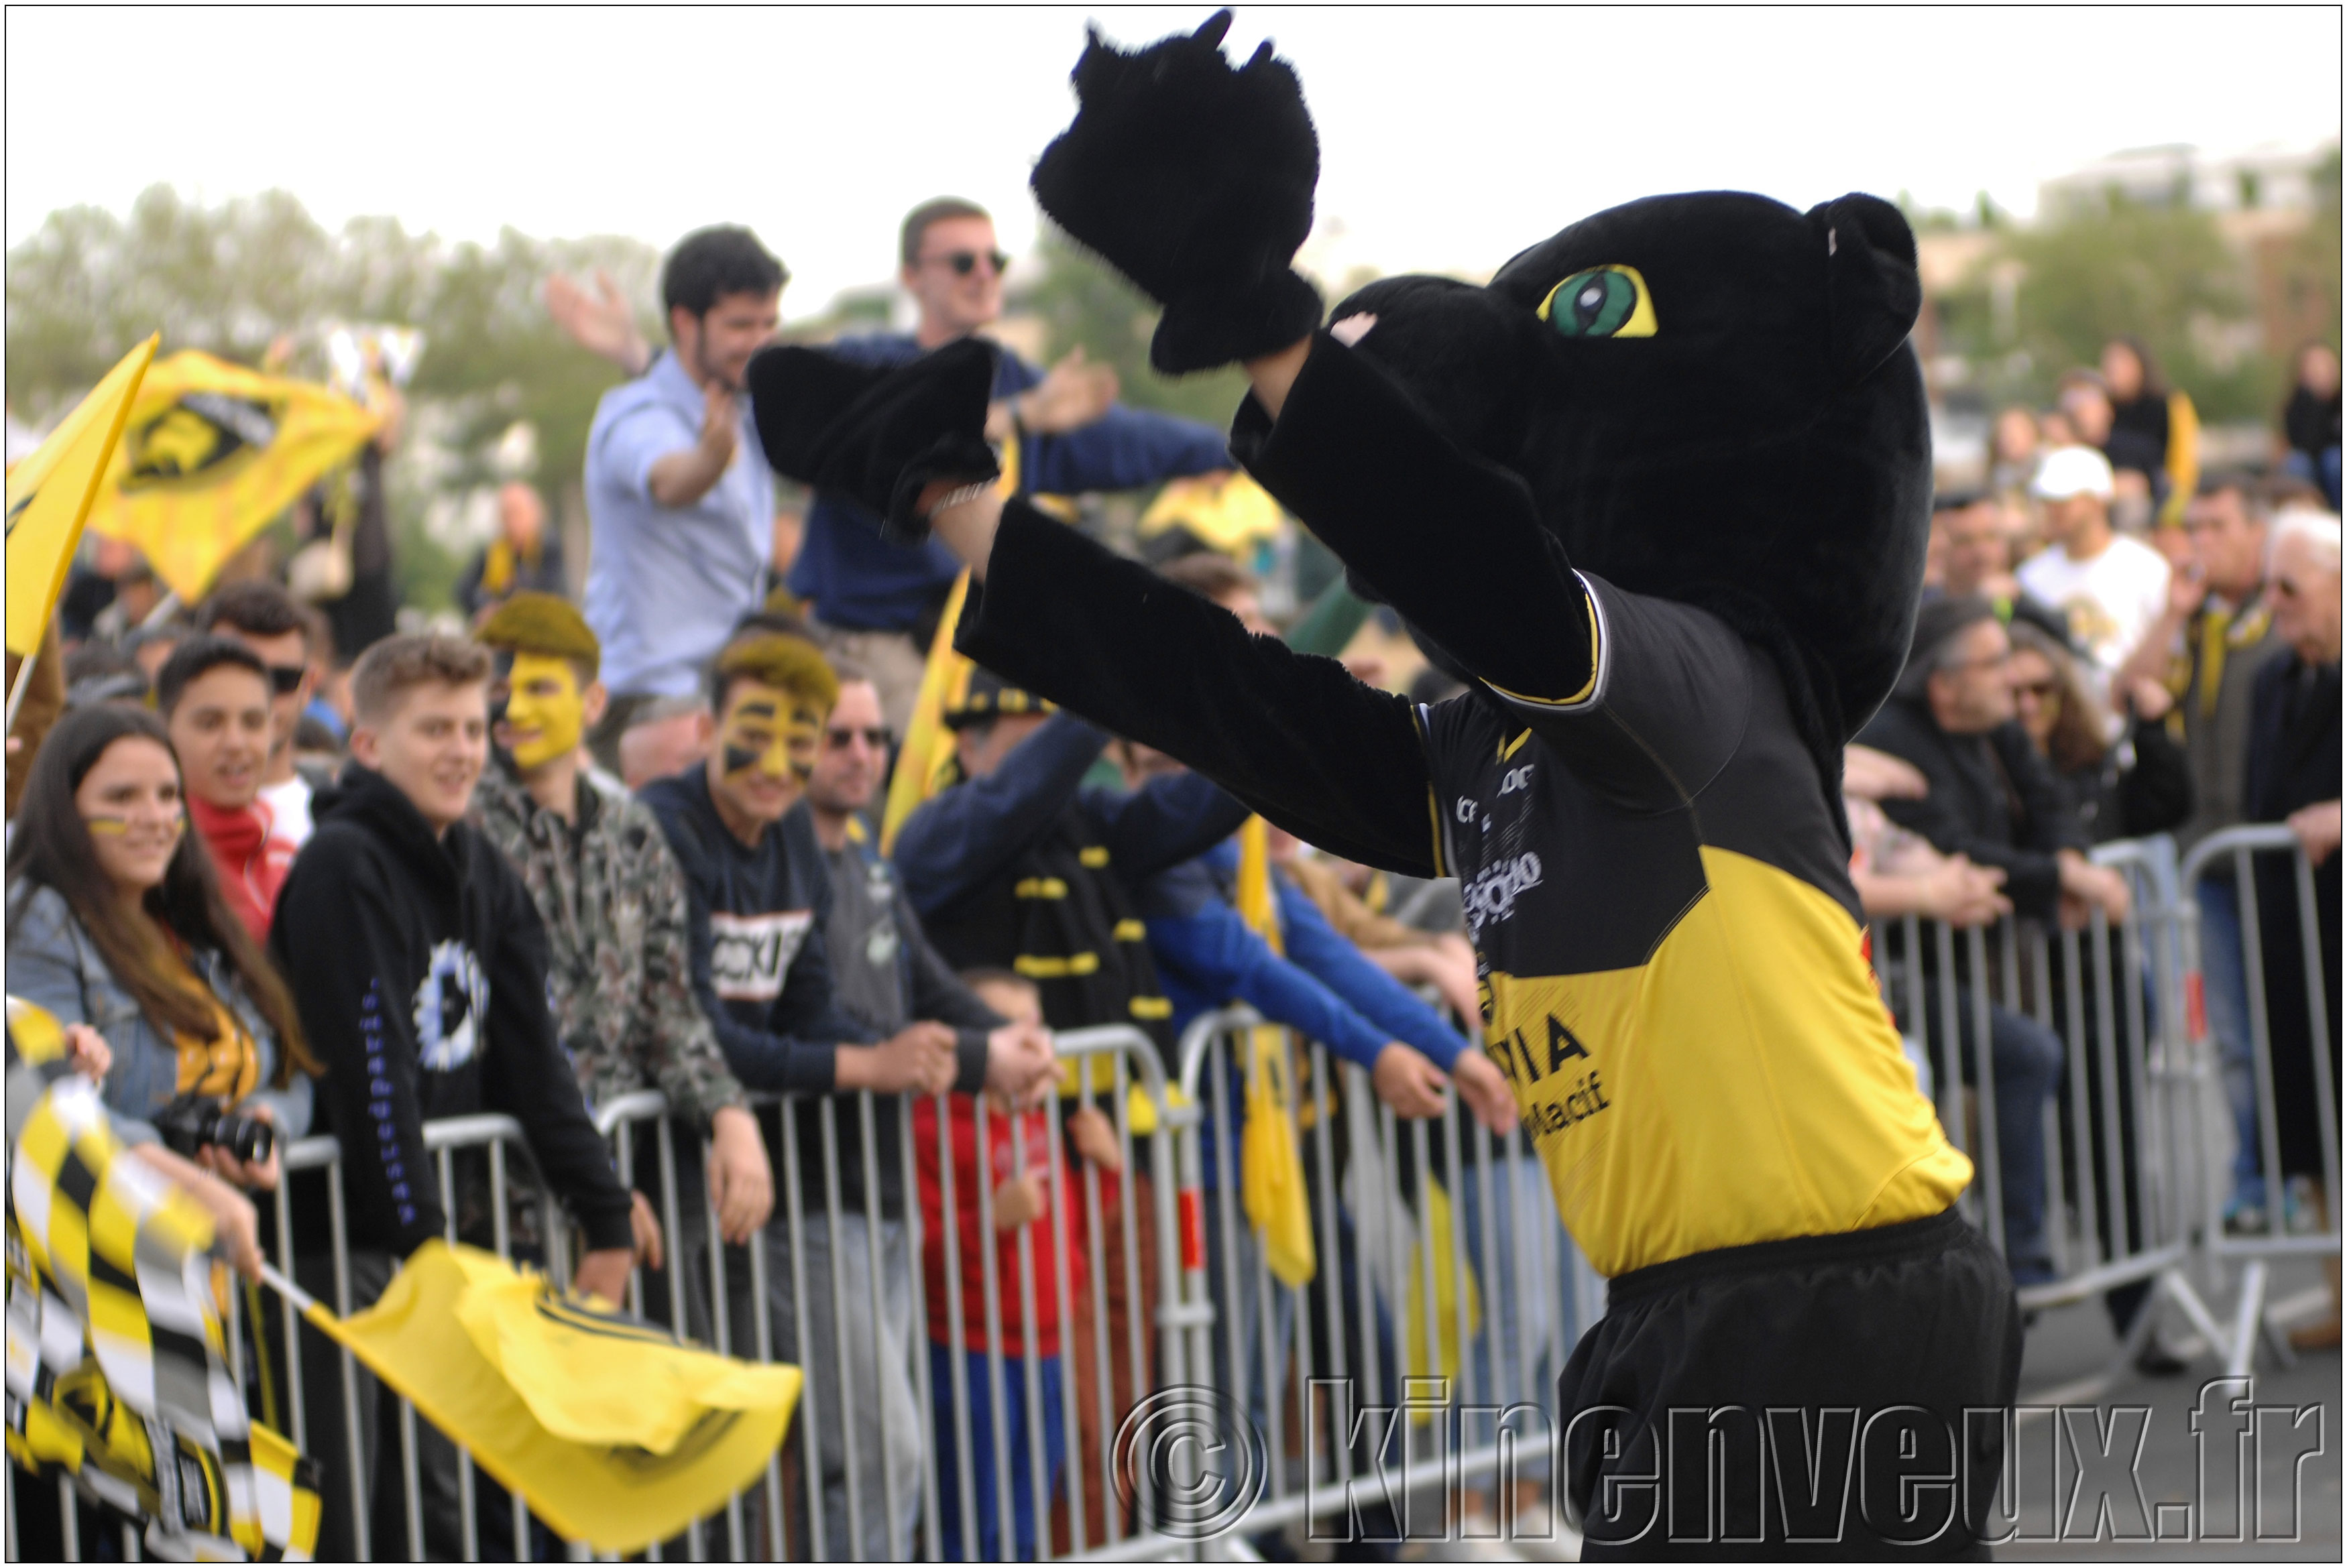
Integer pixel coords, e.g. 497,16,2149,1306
1031,9,1324,375
746,339,1000,545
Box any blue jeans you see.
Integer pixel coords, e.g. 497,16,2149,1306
1454,1148,1577,1410
2199,876,2267,1210
1916,984,2064,1276
929,1346,1065,1562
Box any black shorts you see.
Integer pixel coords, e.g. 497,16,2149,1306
1561,1207,2022,1561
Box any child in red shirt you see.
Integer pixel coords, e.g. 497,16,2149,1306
915,971,1113,1561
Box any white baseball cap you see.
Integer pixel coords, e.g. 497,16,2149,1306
2030,444,2116,501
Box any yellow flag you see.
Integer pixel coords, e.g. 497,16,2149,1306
880,567,977,856
82,351,382,601
1235,816,1317,1286
300,1241,799,1555
876,433,1029,855
6,336,158,656
1400,1178,1483,1409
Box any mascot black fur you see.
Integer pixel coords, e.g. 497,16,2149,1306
750,13,2020,1557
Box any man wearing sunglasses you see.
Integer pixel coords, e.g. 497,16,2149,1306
785,197,1236,731
199,579,328,848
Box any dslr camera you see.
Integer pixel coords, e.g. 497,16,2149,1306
155,1094,276,1166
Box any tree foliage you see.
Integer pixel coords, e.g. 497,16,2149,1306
1929,168,2340,423
2004,194,2255,413
7,185,660,610
1016,227,1251,428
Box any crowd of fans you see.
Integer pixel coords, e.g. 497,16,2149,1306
1857,342,2340,1360
5,197,2341,1557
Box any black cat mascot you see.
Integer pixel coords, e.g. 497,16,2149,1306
750,13,2020,1557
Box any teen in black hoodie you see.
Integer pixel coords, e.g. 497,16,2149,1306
271,635,634,1559
276,766,634,1258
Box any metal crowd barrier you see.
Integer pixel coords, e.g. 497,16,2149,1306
1870,837,2233,1380
22,836,2336,1559
1161,1006,1597,1553
266,1025,1182,1564
2179,824,2342,1376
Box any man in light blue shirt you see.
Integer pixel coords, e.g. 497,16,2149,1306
583,225,786,766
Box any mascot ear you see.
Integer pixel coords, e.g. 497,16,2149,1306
1809,193,1921,385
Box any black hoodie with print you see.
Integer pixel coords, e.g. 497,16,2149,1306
272,766,632,1257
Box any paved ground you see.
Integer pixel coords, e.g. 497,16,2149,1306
1996,1257,2340,1561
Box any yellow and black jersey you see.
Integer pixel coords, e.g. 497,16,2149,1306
956,335,1969,1281
1416,573,1969,1276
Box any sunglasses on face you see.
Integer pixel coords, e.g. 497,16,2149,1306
266,664,306,695
927,249,1010,278
824,725,893,751
2014,680,2059,701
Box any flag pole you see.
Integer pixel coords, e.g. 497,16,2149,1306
257,1260,330,1322
5,647,38,733
140,590,182,631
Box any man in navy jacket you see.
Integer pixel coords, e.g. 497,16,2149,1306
787,197,1232,726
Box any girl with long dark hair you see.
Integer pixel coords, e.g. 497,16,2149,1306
7,705,313,1185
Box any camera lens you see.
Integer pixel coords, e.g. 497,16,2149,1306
230,1115,275,1166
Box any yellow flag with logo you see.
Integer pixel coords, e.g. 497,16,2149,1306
6,337,158,657
1235,816,1316,1286
82,351,382,601
289,1240,799,1556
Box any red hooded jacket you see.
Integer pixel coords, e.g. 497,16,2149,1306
914,1093,1086,1357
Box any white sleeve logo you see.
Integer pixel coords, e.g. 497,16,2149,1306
709,910,815,1004
413,939,489,1071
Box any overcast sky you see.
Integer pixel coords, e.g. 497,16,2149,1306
7,7,2340,318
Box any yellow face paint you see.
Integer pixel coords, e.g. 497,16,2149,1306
84,810,182,842
504,653,586,772
718,681,823,784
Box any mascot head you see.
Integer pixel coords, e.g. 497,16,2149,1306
1325,190,1929,760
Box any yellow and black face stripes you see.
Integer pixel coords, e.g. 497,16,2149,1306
718,682,825,784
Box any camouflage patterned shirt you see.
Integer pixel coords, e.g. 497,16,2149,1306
472,760,745,1128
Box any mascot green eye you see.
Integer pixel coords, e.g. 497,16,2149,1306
1537,265,1657,339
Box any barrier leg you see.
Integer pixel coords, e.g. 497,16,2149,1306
2224,1258,2269,1379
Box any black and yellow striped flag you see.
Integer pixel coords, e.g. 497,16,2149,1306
5,996,321,1560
